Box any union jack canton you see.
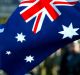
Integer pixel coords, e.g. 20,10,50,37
19,0,78,33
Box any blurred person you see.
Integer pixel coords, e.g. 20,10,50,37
59,43,80,75
44,57,54,75
0,70,7,75
43,51,61,75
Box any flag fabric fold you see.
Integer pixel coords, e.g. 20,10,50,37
0,0,80,75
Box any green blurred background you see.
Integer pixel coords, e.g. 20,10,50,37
0,0,80,75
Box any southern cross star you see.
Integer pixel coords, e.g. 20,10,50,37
15,33,26,43
59,23,79,39
6,51,11,55
24,55,34,63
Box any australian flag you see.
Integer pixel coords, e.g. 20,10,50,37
0,0,80,75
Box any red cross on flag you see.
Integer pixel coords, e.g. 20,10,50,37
19,0,78,34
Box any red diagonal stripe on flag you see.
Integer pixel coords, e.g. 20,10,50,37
54,1,78,5
33,13,42,33
20,0,35,4
20,0,78,34
20,0,59,21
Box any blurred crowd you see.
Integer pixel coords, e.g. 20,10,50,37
30,42,80,75
0,0,80,75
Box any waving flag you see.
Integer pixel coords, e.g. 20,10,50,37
0,0,80,75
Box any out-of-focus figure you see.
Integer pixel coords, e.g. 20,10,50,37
0,70,7,75
60,42,80,75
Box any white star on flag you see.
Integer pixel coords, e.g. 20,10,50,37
59,23,79,39
6,51,11,55
15,33,26,43
24,55,34,63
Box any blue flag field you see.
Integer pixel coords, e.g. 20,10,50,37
0,0,80,75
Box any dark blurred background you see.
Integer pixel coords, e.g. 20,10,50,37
0,0,80,75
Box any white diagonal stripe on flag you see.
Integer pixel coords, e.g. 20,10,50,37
19,0,78,34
